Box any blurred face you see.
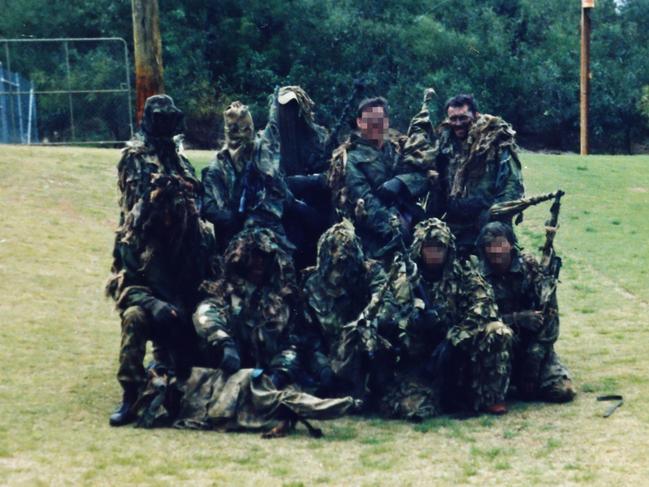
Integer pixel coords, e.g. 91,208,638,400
484,236,513,272
245,250,270,285
421,243,447,272
356,105,389,147
447,104,475,140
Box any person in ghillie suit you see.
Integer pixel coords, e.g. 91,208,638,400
405,94,525,258
276,85,330,176
275,85,336,270
105,175,217,427
201,99,293,252
400,218,513,415
299,219,408,406
114,94,200,223
191,227,305,389
476,222,576,403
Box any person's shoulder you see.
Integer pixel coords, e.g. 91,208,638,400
519,251,542,275
473,114,516,141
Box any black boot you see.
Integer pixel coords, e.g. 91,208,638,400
109,384,139,427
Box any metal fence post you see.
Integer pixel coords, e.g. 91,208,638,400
0,64,7,143
63,41,76,140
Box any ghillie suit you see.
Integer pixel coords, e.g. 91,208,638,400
390,218,512,414
275,85,334,270
301,220,408,406
132,365,358,438
105,173,216,425
476,222,575,403
192,227,304,386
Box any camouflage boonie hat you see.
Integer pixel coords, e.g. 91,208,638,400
316,219,365,271
224,101,254,144
141,94,184,137
410,218,456,262
277,85,316,125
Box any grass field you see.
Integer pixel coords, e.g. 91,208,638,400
1,145,648,486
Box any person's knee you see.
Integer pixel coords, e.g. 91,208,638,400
121,306,149,337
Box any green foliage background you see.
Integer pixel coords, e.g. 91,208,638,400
2,0,649,152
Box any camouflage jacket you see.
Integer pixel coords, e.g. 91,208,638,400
479,251,561,374
439,114,524,203
403,106,525,219
117,138,200,222
337,133,430,257
110,220,216,313
201,112,290,249
406,258,501,360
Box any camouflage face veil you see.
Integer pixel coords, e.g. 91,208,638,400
224,101,254,148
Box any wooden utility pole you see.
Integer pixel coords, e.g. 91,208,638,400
580,0,595,155
131,0,164,125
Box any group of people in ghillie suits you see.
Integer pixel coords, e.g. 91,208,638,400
105,88,574,438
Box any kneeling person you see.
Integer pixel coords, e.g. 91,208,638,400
192,227,303,387
403,218,513,414
476,222,575,403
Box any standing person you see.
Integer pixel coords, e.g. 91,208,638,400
400,218,513,414
331,97,430,261
106,176,216,426
476,222,575,403
275,85,334,270
201,100,291,252
406,94,525,258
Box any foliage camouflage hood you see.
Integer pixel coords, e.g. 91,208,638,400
439,114,519,198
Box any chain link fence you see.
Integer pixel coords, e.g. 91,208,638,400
0,38,134,146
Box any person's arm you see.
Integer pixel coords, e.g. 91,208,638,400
344,159,397,240
400,96,439,172
200,157,236,231
447,262,502,347
493,147,525,203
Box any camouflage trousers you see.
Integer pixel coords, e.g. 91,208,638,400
511,347,575,403
116,306,172,388
455,321,513,411
379,374,440,421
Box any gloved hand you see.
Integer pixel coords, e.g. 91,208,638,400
143,298,179,324
513,310,544,332
412,306,445,333
220,342,241,374
447,196,489,220
376,177,406,204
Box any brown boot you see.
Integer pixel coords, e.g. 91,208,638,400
484,402,508,415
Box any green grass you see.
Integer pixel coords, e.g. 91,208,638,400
1,146,649,485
